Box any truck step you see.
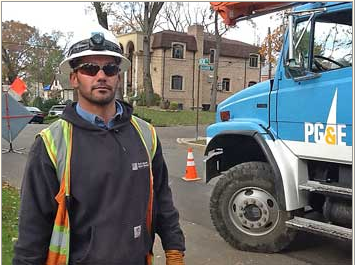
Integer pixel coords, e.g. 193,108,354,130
299,180,352,198
286,216,352,241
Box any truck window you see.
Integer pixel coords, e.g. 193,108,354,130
312,10,352,72
286,8,352,78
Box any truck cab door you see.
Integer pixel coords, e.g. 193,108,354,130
276,7,352,164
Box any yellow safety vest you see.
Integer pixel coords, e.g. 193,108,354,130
39,116,157,265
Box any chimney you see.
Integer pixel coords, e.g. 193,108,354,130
187,24,204,59
187,24,204,37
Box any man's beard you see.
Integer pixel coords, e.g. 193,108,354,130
79,85,117,106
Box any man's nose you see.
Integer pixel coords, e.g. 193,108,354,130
96,69,107,78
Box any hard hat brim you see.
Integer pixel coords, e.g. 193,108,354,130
59,50,131,74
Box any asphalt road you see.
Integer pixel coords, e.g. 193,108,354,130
1,124,352,265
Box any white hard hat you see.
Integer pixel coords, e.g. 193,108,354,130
59,23,130,74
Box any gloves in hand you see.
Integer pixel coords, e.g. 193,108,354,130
165,250,185,265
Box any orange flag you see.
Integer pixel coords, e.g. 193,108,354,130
10,77,27,96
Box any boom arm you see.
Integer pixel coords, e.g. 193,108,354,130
210,2,299,26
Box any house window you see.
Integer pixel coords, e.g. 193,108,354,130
210,49,216,64
171,75,183,90
172,43,184,59
222,78,230,92
249,54,259,67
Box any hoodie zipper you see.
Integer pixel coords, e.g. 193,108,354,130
112,129,127,152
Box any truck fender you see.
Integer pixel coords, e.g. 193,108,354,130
204,130,286,210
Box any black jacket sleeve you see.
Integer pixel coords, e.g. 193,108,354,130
13,137,59,265
152,138,185,252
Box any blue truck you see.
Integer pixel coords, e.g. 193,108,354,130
205,2,352,252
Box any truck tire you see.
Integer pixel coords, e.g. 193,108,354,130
210,161,296,253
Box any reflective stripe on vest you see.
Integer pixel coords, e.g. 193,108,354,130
39,116,156,265
131,116,157,265
40,119,73,265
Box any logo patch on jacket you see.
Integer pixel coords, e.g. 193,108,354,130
131,161,149,171
134,225,141,238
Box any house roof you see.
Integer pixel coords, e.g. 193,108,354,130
152,30,260,59
203,33,260,59
152,30,197,51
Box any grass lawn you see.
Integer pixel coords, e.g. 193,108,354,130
133,106,216,126
45,106,217,127
2,182,20,264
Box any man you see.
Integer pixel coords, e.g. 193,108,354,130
13,24,185,265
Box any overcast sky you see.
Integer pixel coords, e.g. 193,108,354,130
1,1,278,46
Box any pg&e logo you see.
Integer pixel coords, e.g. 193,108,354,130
304,88,347,146
304,122,346,145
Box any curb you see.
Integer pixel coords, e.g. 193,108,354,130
176,137,206,149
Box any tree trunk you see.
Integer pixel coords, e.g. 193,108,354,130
143,34,154,106
2,47,17,84
142,2,164,107
94,2,108,29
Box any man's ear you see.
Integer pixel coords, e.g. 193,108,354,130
69,72,79,88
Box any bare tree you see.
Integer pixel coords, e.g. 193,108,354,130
197,5,215,33
113,2,164,106
92,2,164,106
157,2,186,32
110,2,143,34
157,3,214,33
93,2,109,29
142,2,164,106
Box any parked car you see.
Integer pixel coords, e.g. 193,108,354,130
25,106,45,124
48,105,66,117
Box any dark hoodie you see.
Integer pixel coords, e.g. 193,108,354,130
13,101,185,265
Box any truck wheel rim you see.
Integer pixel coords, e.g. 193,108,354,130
228,187,280,236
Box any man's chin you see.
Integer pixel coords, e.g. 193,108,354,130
87,95,115,106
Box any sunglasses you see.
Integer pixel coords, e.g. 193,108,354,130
73,63,120,77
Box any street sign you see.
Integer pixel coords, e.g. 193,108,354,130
200,65,214,71
198,58,210,65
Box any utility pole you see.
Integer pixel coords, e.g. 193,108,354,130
195,65,200,141
268,27,272,79
244,59,247,88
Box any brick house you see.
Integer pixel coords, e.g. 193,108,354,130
119,25,262,109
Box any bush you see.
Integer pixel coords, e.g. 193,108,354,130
133,91,161,106
160,99,170,110
169,101,179,111
32,97,44,110
42,98,60,114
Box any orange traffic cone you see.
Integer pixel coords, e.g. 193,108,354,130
182,147,201,181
